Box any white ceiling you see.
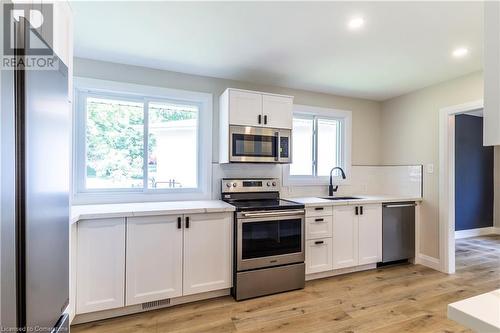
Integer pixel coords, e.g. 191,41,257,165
71,1,484,101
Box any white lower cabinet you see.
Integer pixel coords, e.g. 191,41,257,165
306,216,333,240
76,218,125,314
332,205,359,269
125,212,232,303
306,239,333,274
126,215,183,306
183,213,232,295
75,212,233,315
358,204,382,265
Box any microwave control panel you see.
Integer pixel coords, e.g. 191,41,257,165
280,137,289,158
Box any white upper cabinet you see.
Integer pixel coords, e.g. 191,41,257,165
262,94,293,129
183,213,232,295
228,89,263,127
358,204,382,265
76,218,125,314
332,205,358,269
221,88,293,129
484,1,500,146
40,1,73,67
126,215,183,306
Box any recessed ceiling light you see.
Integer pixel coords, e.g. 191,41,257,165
348,17,365,30
452,47,469,58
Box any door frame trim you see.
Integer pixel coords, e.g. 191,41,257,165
438,99,484,274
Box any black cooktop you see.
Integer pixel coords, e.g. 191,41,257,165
225,199,304,212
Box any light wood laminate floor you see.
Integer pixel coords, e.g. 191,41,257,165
72,235,500,333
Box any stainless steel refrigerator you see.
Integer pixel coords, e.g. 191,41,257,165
1,18,70,332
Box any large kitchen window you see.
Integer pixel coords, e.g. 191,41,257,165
285,105,352,185
74,78,212,203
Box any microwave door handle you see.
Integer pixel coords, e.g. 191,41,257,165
275,131,280,162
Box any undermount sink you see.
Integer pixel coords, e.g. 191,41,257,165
320,196,362,201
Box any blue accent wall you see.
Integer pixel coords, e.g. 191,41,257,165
455,114,494,231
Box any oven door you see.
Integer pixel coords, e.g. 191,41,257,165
229,125,291,163
237,210,305,271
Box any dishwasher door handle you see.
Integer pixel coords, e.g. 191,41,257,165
383,203,417,208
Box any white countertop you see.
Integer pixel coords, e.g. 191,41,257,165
287,195,423,207
71,200,235,224
70,195,422,223
448,289,500,332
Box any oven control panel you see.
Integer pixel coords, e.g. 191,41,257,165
222,178,280,193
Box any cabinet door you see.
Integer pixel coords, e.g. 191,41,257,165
306,239,333,274
228,90,263,127
332,206,358,269
76,218,125,314
126,215,183,306
306,216,333,240
262,94,293,129
183,213,232,295
358,204,382,265
51,0,73,67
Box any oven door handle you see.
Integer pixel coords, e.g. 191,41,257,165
241,209,305,218
275,131,280,162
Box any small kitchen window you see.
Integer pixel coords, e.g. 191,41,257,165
284,105,352,186
73,78,212,204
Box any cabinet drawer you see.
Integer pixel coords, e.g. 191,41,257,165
306,238,333,274
306,216,333,240
306,206,333,217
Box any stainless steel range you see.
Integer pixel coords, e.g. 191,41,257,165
222,178,305,301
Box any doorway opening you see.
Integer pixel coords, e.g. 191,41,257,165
439,100,499,274
454,111,499,272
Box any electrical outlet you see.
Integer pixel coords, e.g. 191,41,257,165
426,164,434,174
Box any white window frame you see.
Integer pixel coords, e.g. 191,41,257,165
283,104,352,186
73,77,213,204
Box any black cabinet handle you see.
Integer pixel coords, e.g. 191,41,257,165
315,207,324,211
185,216,190,228
177,217,182,229
355,206,359,215
315,218,324,222
314,241,324,245
264,115,268,124
258,115,262,124
360,206,364,215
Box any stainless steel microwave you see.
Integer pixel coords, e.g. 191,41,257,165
228,125,291,163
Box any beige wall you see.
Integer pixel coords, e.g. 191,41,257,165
381,71,484,258
74,57,382,166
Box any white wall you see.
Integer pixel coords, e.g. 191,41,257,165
73,58,383,167
381,71,484,259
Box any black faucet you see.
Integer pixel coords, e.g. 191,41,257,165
329,167,346,196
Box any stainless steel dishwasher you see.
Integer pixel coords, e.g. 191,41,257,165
382,202,416,263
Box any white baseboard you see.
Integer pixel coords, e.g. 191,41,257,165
455,227,499,239
72,289,230,325
416,254,441,271
306,263,377,281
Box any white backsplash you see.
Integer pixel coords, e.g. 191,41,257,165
212,164,422,199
